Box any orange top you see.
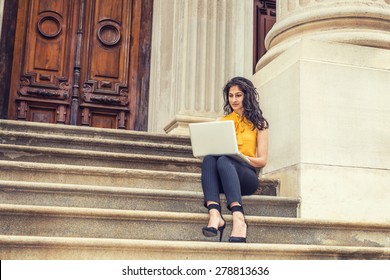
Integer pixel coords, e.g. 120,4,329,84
222,112,257,157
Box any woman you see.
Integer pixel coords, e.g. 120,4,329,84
201,76,269,243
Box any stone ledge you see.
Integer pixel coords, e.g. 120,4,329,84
0,161,279,194
0,130,194,157
1,204,389,246
0,180,298,217
1,235,389,260
0,119,192,145
0,144,202,173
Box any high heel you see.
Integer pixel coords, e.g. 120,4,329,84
202,204,226,242
228,205,247,243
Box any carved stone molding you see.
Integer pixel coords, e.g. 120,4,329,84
257,0,390,70
281,0,390,18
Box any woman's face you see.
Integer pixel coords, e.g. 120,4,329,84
228,85,244,116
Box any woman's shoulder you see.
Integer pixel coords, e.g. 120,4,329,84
220,112,236,121
256,121,269,133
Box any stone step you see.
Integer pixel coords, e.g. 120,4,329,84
0,180,298,217
0,161,280,194
0,144,202,173
0,130,194,158
1,235,389,260
1,204,389,247
0,119,191,146
0,160,200,191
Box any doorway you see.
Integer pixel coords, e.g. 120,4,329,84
5,0,152,130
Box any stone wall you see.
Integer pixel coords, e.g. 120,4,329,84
253,0,390,222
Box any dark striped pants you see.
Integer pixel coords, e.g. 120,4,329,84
201,155,259,210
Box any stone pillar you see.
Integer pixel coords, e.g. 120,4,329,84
257,0,390,70
148,0,254,135
253,0,390,222
0,0,4,37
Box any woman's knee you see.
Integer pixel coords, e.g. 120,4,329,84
216,156,234,171
202,155,217,167
204,155,217,161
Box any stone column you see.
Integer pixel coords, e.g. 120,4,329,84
257,0,390,70
0,0,4,37
253,0,390,222
148,0,254,135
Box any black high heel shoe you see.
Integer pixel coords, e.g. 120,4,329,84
202,204,226,242
228,205,247,243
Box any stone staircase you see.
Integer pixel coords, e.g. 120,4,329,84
0,119,389,260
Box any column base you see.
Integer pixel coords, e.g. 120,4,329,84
164,115,215,135
263,164,390,223
253,38,390,222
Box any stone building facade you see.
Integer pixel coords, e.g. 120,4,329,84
147,0,390,223
1,0,389,223
253,0,390,223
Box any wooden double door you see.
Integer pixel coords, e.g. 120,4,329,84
7,0,152,130
253,0,276,72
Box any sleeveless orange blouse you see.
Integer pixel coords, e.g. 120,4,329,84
222,112,257,158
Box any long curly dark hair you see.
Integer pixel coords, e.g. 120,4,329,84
223,76,269,131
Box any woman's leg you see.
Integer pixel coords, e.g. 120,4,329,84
201,155,225,231
228,203,247,242
215,156,258,241
216,156,258,207
201,155,222,205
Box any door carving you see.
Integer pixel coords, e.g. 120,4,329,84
7,0,152,130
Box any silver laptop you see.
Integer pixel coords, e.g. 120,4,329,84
188,120,250,163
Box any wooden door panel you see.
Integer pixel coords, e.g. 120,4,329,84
8,0,78,124
253,0,276,72
7,0,152,130
29,106,56,123
91,112,118,129
80,0,132,129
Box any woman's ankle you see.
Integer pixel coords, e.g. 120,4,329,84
231,212,247,237
208,210,223,227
